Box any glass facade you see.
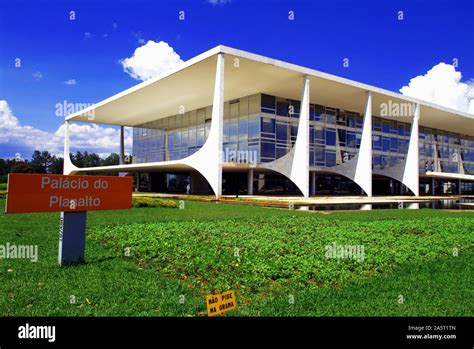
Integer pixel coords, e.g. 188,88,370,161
132,93,474,176
132,95,261,164
419,126,474,175
372,117,410,171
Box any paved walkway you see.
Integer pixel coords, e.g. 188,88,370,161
133,192,473,207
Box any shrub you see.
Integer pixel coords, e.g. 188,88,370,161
0,190,7,198
132,197,177,208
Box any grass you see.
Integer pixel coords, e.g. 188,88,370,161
0,199,473,316
90,216,473,294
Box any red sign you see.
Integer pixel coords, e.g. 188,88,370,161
5,174,132,214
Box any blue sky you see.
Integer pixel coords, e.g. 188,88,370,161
0,0,473,158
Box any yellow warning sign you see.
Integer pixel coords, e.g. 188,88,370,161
206,290,237,317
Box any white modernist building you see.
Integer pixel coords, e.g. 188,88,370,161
64,45,474,198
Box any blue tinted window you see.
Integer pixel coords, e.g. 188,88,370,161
397,124,405,136
315,146,325,163
315,126,325,140
326,129,336,146
276,122,287,142
261,117,275,134
291,125,298,138
314,105,324,121
373,135,382,149
338,129,346,145
382,137,390,152
261,142,275,158
326,113,336,125
347,132,356,148
248,116,260,140
277,101,290,116
347,115,356,128
290,100,300,117
276,147,287,159
310,105,315,121
326,151,336,166
390,137,398,151
261,94,275,113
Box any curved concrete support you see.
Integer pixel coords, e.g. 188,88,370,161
182,53,224,198
63,121,80,175
373,103,420,196
402,103,420,196
261,75,310,197
325,91,372,196
354,91,373,196
63,54,225,199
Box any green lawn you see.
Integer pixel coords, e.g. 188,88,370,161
0,199,473,316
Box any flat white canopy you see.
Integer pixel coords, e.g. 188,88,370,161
67,45,474,136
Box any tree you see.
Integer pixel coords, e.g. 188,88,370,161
72,151,85,168
30,150,53,173
84,152,101,168
49,156,64,174
11,162,35,173
0,150,127,180
100,153,120,166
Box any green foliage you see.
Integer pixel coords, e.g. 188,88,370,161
10,162,35,173
89,215,474,296
0,150,122,180
1,198,473,316
0,190,7,198
0,183,7,190
132,197,177,208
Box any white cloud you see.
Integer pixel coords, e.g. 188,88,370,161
400,63,474,115
32,71,43,81
64,79,77,86
84,32,92,39
120,40,183,81
0,100,132,157
0,100,20,127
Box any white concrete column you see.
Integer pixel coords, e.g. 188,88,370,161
119,126,125,165
290,75,310,197
183,53,224,198
354,91,372,197
251,74,310,197
63,121,70,169
63,121,79,175
247,168,254,195
402,103,420,196
311,171,316,196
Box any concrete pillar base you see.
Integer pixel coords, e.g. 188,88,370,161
247,169,254,195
